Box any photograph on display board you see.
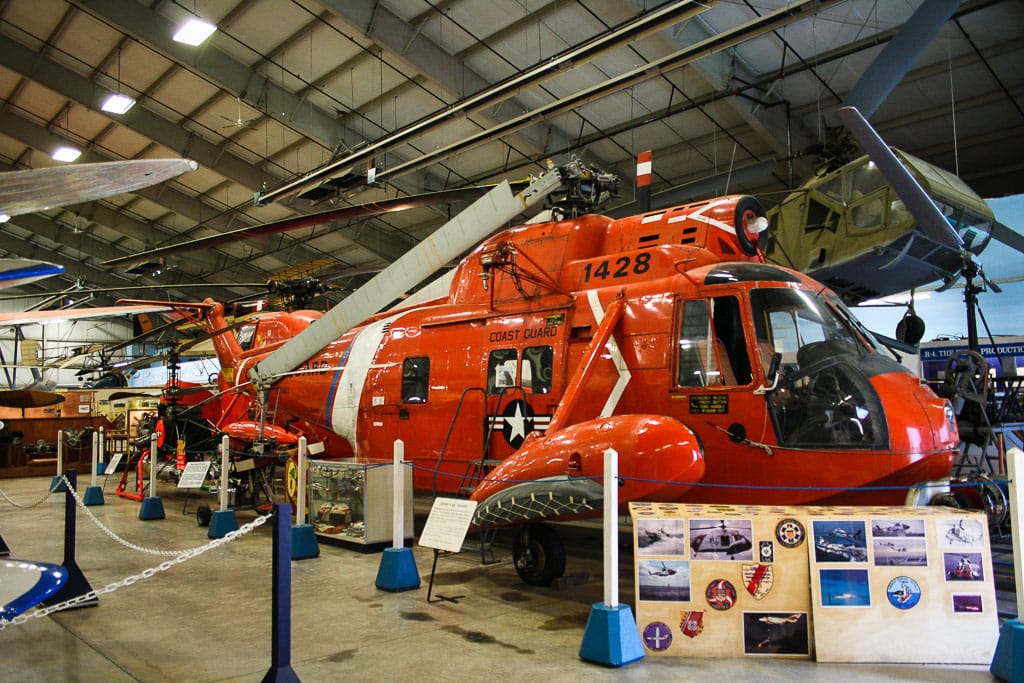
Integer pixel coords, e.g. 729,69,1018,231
871,518,926,538
638,559,691,601
688,519,754,560
637,518,687,556
742,612,810,655
819,568,871,607
952,594,984,613
938,518,985,549
812,520,868,562
872,536,928,566
944,552,985,581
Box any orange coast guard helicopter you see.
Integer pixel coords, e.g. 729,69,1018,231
146,141,962,585
118,126,963,582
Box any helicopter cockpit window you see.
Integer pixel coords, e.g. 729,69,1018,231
401,356,430,404
487,349,518,394
848,163,888,230
675,296,752,387
236,323,256,351
522,346,553,394
751,288,887,449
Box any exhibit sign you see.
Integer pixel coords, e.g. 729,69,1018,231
630,503,998,664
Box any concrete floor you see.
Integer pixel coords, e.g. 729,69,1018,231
0,474,997,682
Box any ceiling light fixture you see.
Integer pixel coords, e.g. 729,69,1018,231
52,146,81,163
101,93,136,114
173,17,216,46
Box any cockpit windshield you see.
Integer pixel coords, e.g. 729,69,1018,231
751,287,889,449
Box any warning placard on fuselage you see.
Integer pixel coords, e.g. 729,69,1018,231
689,394,728,414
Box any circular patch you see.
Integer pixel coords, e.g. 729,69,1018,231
705,579,737,611
775,518,805,548
642,621,673,651
886,576,921,609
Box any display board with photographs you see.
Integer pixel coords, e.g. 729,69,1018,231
630,504,999,664
631,503,814,659
805,506,996,664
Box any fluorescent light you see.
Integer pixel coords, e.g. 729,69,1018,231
0,213,9,224
101,93,136,114
52,146,82,163
173,18,216,46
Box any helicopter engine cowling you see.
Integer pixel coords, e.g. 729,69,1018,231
470,414,703,527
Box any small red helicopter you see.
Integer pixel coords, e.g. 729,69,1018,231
120,133,962,585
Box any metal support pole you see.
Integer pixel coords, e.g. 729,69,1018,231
263,503,300,682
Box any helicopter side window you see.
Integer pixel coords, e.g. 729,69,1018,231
675,297,752,387
236,323,256,351
487,349,518,394
522,346,553,394
401,356,430,404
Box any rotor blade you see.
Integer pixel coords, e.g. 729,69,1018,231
252,169,565,385
836,106,963,251
101,186,497,268
990,220,1024,256
843,0,962,118
0,158,198,219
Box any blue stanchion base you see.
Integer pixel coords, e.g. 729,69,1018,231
139,496,165,520
375,547,420,592
260,664,301,683
579,602,645,667
96,462,106,476
291,524,319,560
208,509,239,538
49,475,66,492
991,618,1024,682
41,559,97,610
82,485,105,506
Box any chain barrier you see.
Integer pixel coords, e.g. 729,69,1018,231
60,474,233,557
0,501,270,630
0,484,53,509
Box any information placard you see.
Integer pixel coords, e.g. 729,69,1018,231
176,461,212,489
419,498,478,553
104,453,123,475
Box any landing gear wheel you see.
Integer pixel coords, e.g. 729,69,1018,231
512,523,566,586
196,504,212,527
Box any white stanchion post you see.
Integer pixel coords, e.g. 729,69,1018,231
1008,448,1024,620
290,436,318,559
578,446,643,666
207,433,238,538
604,447,618,608
51,429,66,491
992,447,1024,679
139,428,164,519
219,434,230,511
149,432,158,498
393,439,404,549
98,426,105,474
90,437,99,487
374,437,417,590
296,437,307,526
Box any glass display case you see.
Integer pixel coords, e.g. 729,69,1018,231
308,458,414,546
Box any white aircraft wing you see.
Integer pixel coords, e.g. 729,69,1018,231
0,158,197,220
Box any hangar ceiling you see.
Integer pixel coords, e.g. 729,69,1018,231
0,0,1020,308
